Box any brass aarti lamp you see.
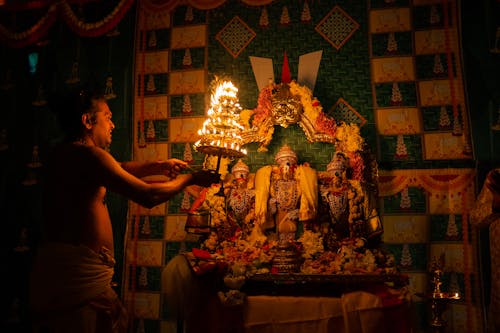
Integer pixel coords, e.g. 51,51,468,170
194,79,247,190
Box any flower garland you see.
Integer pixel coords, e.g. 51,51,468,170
201,226,398,278
250,81,365,156
297,230,324,259
335,122,364,153
251,85,273,126
199,184,226,228
288,81,322,124
300,238,397,275
209,237,277,277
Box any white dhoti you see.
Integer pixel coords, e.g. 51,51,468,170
29,243,127,333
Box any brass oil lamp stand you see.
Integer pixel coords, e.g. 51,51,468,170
424,267,461,333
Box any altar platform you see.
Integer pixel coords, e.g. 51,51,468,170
161,255,412,333
243,292,411,333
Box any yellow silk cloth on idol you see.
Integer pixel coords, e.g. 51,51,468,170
254,165,273,229
29,243,127,333
297,165,318,221
254,165,318,229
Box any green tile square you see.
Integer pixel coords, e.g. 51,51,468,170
429,214,462,241
382,186,427,214
129,266,162,291
375,82,417,108
136,119,169,143
371,32,413,57
169,93,206,117
137,215,165,239
171,47,206,71
378,135,423,164
386,243,428,272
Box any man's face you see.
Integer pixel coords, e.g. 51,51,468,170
89,100,115,149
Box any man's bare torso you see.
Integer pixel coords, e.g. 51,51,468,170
43,143,114,255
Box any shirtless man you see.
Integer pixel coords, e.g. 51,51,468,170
29,89,219,333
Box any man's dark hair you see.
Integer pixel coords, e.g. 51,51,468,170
50,88,106,142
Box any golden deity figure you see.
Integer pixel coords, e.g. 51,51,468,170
319,151,383,251
253,144,318,242
225,159,255,237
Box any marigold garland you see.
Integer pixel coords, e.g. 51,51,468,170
251,81,365,154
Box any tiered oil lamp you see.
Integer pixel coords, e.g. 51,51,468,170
194,79,247,186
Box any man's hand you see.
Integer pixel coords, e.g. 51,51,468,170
190,170,221,187
163,158,188,178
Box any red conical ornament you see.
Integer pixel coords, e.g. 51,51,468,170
281,51,291,83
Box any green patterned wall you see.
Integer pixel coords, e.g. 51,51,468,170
206,1,377,142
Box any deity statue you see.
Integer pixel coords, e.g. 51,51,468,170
319,151,383,251
253,144,318,242
225,159,255,237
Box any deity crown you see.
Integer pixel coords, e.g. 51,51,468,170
275,144,298,165
327,152,348,175
231,159,249,179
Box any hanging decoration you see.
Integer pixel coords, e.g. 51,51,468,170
0,0,135,47
279,6,291,26
300,1,312,23
378,169,475,198
0,0,279,48
65,61,80,84
259,7,269,28
104,28,117,100
104,76,117,100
